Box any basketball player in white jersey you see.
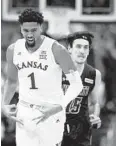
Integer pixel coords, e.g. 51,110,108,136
2,9,83,146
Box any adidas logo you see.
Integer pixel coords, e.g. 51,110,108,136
56,119,60,123
17,52,21,55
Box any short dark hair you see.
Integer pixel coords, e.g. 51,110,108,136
67,31,94,48
18,8,44,24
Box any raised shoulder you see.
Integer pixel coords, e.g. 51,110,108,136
52,41,76,74
95,69,101,80
52,41,68,56
52,41,71,64
86,64,96,72
94,69,102,88
95,69,101,75
6,43,15,62
5,43,18,82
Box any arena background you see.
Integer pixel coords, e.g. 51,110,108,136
1,0,116,146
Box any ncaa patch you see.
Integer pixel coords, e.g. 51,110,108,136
39,50,47,60
85,78,93,84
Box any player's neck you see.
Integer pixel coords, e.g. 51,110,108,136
74,62,85,76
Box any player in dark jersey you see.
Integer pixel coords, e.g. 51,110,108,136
61,32,102,146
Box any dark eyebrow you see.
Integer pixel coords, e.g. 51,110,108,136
23,29,28,31
76,44,82,46
31,28,37,31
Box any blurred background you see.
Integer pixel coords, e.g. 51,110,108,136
1,0,116,146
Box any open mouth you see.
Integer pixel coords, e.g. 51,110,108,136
27,38,34,42
78,56,85,58
28,39,34,42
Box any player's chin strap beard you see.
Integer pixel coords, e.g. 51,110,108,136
25,41,35,49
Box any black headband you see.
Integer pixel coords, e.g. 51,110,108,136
67,31,94,45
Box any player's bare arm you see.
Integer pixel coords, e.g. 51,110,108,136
52,42,83,107
33,42,83,124
89,69,102,128
2,44,23,125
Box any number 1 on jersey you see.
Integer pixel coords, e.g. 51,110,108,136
28,72,38,89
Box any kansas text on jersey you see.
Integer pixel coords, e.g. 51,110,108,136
13,37,64,105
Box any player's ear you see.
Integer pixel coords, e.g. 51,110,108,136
20,26,23,35
68,45,72,54
87,45,92,57
40,24,43,33
89,43,93,53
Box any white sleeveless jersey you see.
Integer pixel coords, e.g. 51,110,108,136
13,37,64,105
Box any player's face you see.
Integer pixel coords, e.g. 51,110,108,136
70,39,89,64
20,22,42,47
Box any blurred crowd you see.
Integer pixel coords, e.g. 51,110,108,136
1,21,116,146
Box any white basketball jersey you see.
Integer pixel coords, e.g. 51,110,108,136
13,37,64,105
